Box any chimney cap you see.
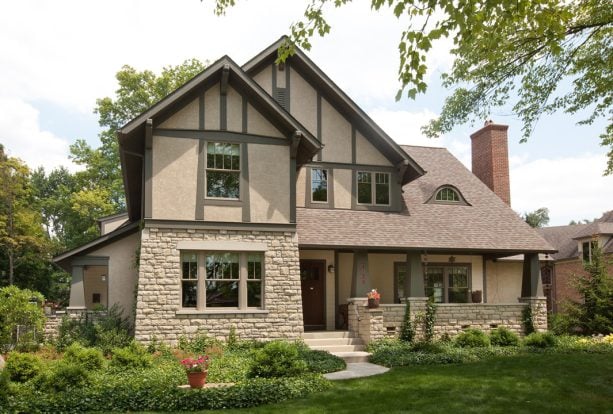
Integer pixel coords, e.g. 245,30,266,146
470,121,509,139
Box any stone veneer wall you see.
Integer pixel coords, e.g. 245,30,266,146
135,227,303,344
347,298,386,344
379,298,548,341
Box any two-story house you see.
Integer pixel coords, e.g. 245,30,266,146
54,37,555,344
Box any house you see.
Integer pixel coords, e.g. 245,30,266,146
537,211,613,312
53,37,555,345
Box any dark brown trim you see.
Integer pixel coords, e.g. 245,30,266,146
241,95,248,133
305,167,334,209
482,256,488,303
297,244,556,255
306,161,396,172
316,92,322,162
285,62,291,112
351,126,356,164
203,199,243,207
154,129,289,146
199,93,205,130
290,157,297,223
426,184,471,206
241,144,251,222
144,219,296,232
334,250,339,328
144,120,153,218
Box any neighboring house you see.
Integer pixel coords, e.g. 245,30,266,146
54,37,554,344
537,211,613,312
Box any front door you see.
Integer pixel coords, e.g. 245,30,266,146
300,260,325,330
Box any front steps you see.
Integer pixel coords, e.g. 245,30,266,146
303,331,371,363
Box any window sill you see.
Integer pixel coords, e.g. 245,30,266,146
176,309,269,317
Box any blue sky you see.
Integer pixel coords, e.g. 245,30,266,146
1,0,611,225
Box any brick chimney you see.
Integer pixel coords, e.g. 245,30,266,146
470,120,511,206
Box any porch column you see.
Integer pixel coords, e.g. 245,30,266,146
67,265,86,310
350,250,371,297
407,252,425,297
521,253,543,298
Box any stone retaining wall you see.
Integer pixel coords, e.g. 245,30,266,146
135,227,304,344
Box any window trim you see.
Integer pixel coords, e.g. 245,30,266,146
426,185,470,206
394,262,472,304
180,250,265,311
581,240,599,263
310,167,329,204
356,171,391,206
204,142,241,201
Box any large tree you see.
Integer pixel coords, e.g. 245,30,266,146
523,207,550,228
213,0,613,173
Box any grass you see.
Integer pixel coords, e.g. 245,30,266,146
197,353,613,414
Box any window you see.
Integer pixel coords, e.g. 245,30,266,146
394,263,470,303
181,251,263,310
582,240,598,263
311,168,328,202
206,142,240,199
357,171,390,205
435,187,460,202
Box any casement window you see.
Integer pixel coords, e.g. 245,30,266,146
581,240,598,263
206,142,240,199
311,168,328,203
357,171,390,205
394,263,470,304
180,251,263,310
435,187,460,202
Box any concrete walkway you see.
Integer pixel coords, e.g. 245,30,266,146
323,362,390,380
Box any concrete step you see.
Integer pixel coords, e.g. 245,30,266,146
303,337,364,346
309,344,366,353
302,331,355,339
331,351,371,364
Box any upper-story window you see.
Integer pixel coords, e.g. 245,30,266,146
357,171,390,205
206,142,240,199
582,240,598,263
311,168,328,203
435,187,460,202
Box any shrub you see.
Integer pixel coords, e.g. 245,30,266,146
5,352,44,382
454,329,490,348
411,341,445,353
38,361,90,392
63,343,105,371
524,332,557,348
0,286,46,353
399,300,414,342
298,347,346,373
424,298,437,342
178,332,221,354
110,341,153,369
489,327,520,347
522,307,535,335
249,340,308,378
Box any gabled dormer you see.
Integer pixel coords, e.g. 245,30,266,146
243,37,425,212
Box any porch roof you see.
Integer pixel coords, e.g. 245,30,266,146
296,145,555,255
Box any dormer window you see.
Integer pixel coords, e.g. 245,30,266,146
436,187,460,202
428,185,469,205
206,142,240,199
581,240,598,263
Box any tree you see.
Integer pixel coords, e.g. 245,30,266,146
70,58,208,211
0,146,47,285
212,0,613,174
523,207,550,228
561,241,613,334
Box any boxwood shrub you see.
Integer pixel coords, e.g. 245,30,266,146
489,327,520,347
62,343,105,371
5,352,44,383
454,329,491,348
249,340,308,378
524,332,557,348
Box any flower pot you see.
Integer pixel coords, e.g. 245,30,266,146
187,371,208,388
471,290,482,303
367,298,380,308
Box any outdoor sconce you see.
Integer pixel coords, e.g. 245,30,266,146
101,274,107,282
327,264,335,273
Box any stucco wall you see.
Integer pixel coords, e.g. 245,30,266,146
152,135,199,220
289,68,317,134
320,98,352,163
247,103,284,138
87,232,140,319
333,169,352,209
249,144,290,223
204,86,220,130
299,250,336,330
296,167,306,208
355,130,391,166
100,215,128,235
252,64,272,96
227,86,243,132
486,260,523,303
135,227,303,343
159,97,199,129
84,265,108,309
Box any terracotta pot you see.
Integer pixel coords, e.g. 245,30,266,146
187,371,208,388
367,298,380,308
471,290,482,303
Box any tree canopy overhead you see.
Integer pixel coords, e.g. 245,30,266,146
214,0,613,174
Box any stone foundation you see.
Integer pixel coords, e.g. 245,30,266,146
135,227,304,344
347,298,385,344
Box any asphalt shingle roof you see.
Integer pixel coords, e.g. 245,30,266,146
297,145,554,254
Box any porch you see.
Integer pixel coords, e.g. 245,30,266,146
299,249,547,343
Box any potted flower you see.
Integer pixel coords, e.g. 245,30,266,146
367,289,380,308
181,355,210,388
471,290,483,303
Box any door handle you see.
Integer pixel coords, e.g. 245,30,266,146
309,287,314,290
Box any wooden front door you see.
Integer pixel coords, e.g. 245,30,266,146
300,260,325,330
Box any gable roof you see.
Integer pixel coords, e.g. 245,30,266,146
117,55,323,221
243,36,424,184
297,145,555,254
539,210,613,259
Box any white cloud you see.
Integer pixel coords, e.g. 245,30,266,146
511,154,613,226
0,98,77,172
368,108,442,146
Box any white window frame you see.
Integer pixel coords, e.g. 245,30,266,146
357,171,391,206
581,240,599,263
205,142,241,200
180,250,264,311
310,168,329,203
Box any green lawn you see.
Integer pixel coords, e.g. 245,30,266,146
203,353,613,414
